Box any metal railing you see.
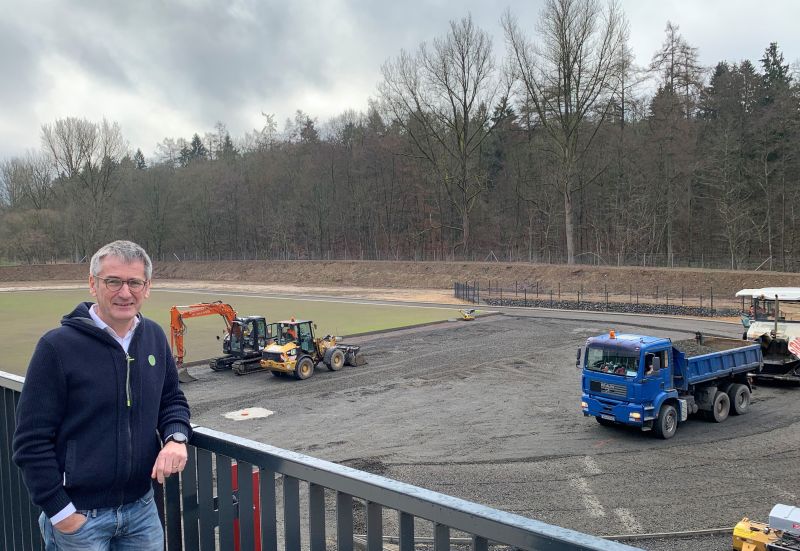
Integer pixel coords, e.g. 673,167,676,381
2,370,641,551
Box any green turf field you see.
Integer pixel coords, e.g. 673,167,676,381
0,288,456,376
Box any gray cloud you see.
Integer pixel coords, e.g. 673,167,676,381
1,0,799,159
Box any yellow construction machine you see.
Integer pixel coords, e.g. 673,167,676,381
733,504,800,551
260,319,365,380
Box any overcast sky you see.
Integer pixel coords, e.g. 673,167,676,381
1,0,798,161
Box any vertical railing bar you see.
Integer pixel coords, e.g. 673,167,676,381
217,456,234,551
308,483,326,551
283,475,301,551
472,535,488,551
238,461,256,551
164,474,183,551
0,388,14,551
434,523,450,551
5,387,24,551
337,492,354,551
259,467,277,551
195,449,215,550
366,501,383,551
180,446,199,550
283,475,300,550
399,512,415,551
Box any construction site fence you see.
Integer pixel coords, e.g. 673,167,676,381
3,249,799,273
455,281,746,317
1,370,641,551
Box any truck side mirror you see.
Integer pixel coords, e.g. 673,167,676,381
576,348,582,369
651,357,661,372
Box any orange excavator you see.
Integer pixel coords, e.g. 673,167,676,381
170,301,273,381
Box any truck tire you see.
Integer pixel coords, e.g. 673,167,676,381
653,404,678,439
326,349,345,371
728,384,750,415
709,391,730,423
295,357,315,380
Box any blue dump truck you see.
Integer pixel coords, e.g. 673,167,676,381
580,331,762,439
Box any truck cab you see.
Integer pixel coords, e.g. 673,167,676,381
581,332,678,435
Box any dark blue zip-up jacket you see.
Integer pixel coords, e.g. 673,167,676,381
12,302,191,518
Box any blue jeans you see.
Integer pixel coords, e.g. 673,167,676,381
39,488,163,551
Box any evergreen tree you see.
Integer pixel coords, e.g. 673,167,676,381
133,148,147,170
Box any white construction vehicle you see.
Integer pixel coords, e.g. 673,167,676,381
737,287,800,382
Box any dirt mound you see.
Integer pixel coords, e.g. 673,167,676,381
1,260,798,297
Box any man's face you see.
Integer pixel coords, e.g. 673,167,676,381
89,256,150,332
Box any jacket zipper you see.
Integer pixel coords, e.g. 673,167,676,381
125,354,134,407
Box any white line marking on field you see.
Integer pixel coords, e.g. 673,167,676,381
570,477,605,518
582,456,601,475
614,508,643,533
164,288,470,311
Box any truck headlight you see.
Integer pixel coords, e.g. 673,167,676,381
629,412,641,420
581,401,588,409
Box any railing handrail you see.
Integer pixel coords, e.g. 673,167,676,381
191,426,639,550
0,370,24,392
2,369,641,551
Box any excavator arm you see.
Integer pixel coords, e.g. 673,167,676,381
169,301,238,370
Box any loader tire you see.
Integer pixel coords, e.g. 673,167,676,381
709,391,730,423
295,357,315,380
653,404,678,439
327,349,345,371
728,384,750,415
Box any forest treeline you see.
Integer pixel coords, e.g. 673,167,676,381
1,1,799,271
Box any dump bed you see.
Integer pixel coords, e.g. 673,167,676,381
672,337,762,389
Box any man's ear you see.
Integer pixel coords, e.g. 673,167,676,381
89,275,98,297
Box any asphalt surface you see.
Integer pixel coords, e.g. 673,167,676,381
181,308,800,551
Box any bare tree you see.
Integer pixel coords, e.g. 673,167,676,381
503,0,628,264
380,15,507,255
41,117,126,255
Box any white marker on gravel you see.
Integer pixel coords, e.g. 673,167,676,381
614,508,643,534
223,407,274,421
570,477,605,518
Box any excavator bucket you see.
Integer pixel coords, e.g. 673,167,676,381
178,366,198,383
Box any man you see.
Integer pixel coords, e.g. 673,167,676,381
13,240,191,550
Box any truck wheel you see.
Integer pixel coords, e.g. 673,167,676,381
710,391,730,423
728,384,750,415
327,349,345,371
654,404,678,439
295,357,315,380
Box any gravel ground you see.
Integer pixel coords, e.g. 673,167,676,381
181,309,800,551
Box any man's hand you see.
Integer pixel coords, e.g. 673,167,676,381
151,441,188,484
54,512,87,534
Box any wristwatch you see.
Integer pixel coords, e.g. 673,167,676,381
165,433,188,445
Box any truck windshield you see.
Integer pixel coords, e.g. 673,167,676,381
585,347,639,377
753,299,800,322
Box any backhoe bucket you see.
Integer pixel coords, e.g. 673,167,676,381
178,366,198,383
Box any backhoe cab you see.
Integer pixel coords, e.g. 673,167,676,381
260,319,365,380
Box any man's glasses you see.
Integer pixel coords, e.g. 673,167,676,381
96,276,148,292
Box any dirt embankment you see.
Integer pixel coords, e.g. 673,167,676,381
1,260,798,297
